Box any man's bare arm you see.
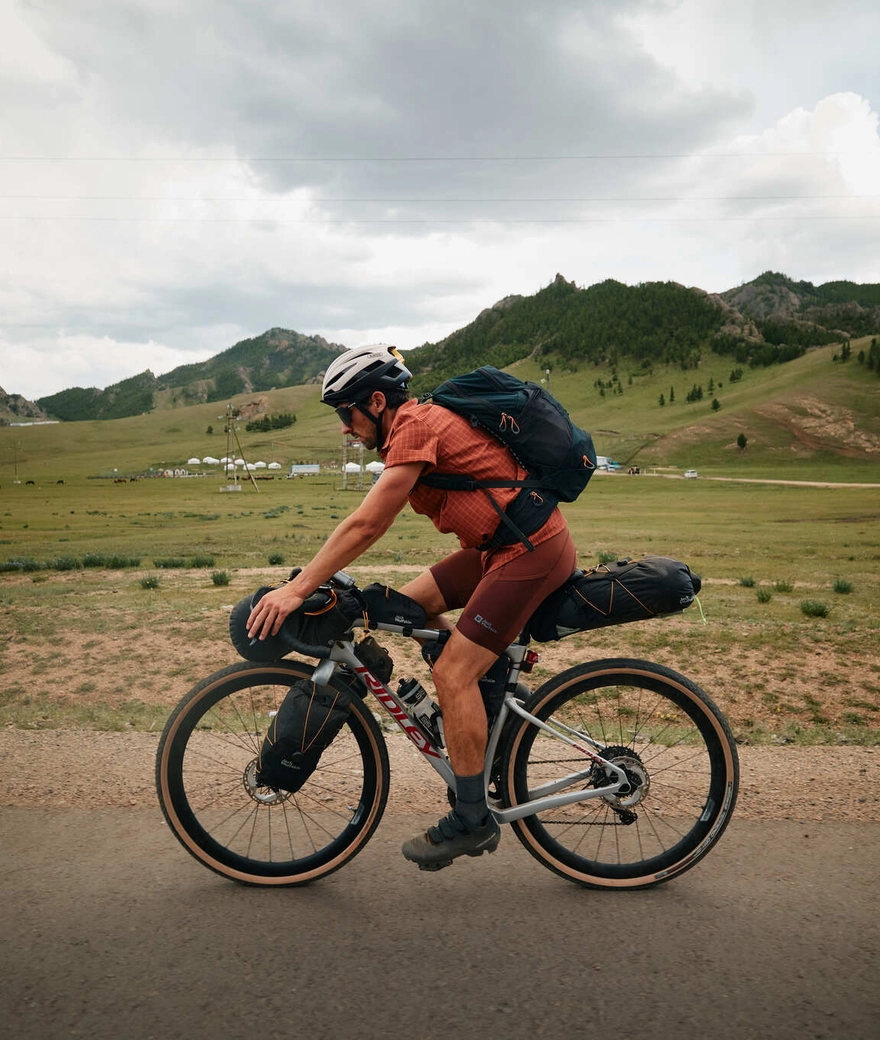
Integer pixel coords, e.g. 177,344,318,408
247,461,424,639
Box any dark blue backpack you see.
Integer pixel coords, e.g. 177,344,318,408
418,366,596,551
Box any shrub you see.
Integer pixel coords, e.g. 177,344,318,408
0,558,40,573
832,578,853,595
189,554,215,569
597,551,618,564
108,555,142,569
267,552,285,566
211,570,231,586
140,575,161,590
739,576,756,587
800,600,830,618
774,579,794,593
153,557,186,569
51,556,83,571
756,588,772,603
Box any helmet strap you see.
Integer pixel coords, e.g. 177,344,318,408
355,400,387,451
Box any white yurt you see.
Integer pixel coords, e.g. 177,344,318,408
365,460,385,474
267,462,282,470
187,457,201,465
343,462,362,474
254,461,267,469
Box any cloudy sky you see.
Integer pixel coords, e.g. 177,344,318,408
2,0,879,400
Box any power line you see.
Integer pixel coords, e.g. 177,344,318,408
1,193,877,202
1,214,878,224
0,151,874,162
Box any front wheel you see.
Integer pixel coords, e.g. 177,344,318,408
499,658,739,889
156,660,390,885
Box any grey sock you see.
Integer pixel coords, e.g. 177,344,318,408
454,773,489,829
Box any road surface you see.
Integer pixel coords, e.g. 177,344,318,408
1,808,877,1040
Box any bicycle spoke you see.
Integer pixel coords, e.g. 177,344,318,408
157,662,389,884
503,659,738,888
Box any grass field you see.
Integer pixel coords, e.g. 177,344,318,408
1,467,878,744
1,338,878,741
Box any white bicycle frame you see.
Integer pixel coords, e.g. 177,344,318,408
309,618,631,825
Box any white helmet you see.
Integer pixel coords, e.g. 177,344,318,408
321,344,411,406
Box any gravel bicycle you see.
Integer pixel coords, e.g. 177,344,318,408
156,570,739,889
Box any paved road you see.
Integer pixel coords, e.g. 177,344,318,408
633,472,880,488
2,809,878,1040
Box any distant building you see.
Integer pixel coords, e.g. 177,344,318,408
288,464,321,476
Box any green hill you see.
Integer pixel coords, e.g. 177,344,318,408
35,329,344,422
4,333,878,487
404,271,880,391
5,270,878,483
21,270,880,425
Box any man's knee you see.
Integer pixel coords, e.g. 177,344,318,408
398,569,447,619
432,636,497,694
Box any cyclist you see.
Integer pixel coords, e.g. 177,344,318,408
247,344,577,870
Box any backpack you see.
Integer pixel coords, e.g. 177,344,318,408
418,366,597,551
523,556,701,642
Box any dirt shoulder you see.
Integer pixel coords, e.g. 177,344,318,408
1,730,877,821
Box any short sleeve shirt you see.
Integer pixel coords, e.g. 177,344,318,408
380,399,566,568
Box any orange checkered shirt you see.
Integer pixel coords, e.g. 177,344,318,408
380,399,566,569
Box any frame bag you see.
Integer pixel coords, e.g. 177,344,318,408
256,678,352,792
524,556,701,642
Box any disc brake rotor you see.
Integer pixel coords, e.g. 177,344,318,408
242,759,292,806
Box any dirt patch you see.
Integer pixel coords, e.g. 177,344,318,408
0,730,877,821
755,397,880,458
6,600,877,738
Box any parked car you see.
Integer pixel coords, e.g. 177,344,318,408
684,469,699,479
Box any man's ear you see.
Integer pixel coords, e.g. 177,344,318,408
370,390,387,414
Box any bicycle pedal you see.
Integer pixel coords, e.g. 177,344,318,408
418,859,453,871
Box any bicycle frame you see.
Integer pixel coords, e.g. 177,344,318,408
311,619,631,825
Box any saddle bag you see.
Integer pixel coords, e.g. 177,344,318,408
524,556,701,642
256,678,352,792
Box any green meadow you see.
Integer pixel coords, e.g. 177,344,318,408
1,342,878,743
1,467,878,744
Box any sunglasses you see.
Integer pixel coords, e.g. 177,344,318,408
334,403,357,426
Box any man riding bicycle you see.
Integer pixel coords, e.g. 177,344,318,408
247,344,577,869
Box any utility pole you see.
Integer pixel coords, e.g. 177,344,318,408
219,404,259,493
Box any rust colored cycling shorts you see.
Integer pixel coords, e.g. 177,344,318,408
430,527,578,654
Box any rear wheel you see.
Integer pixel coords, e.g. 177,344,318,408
500,658,738,889
156,660,389,885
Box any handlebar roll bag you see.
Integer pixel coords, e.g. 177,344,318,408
229,583,366,661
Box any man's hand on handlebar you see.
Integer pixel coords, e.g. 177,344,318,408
247,584,305,641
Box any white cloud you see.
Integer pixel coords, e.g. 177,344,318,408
1,0,878,399
0,332,217,399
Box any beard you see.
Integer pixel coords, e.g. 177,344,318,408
358,428,378,451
